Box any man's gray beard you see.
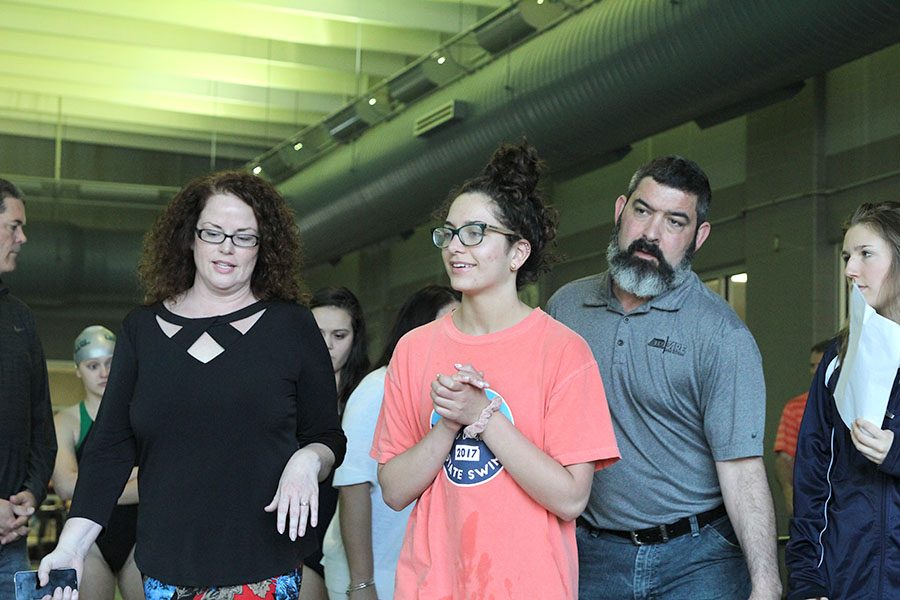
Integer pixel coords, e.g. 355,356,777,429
606,234,694,299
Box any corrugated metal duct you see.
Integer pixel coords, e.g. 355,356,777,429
279,0,900,265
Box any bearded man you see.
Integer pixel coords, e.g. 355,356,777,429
548,156,781,600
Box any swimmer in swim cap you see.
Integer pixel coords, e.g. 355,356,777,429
73,325,116,393
51,325,143,600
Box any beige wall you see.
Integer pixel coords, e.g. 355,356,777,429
47,360,84,411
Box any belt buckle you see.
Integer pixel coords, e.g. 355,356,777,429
629,524,670,545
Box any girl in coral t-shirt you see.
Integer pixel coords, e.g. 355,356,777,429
372,141,619,599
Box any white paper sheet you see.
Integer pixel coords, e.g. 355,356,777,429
834,284,900,429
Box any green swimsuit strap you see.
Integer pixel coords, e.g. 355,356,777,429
75,401,94,455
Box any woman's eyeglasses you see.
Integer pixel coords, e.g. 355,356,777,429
431,223,517,248
195,228,260,248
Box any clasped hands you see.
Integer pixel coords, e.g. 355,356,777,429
851,418,894,466
431,363,490,429
0,490,36,544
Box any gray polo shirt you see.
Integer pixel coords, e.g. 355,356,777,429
547,271,765,530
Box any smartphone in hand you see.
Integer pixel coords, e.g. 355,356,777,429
14,569,78,600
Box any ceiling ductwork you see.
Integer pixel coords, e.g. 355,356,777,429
9,0,900,307
249,0,571,179
10,222,143,306
8,177,168,306
276,0,900,265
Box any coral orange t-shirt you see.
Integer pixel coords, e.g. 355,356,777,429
774,393,808,458
371,309,619,600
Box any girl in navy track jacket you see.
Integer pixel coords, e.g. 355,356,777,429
787,201,900,600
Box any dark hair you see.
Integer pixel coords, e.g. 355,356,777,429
625,155,711,225
837,201,900,360
310,286,370,411
0,178,24,212
376,285,460,368
442,140,559,289
138,170,305,304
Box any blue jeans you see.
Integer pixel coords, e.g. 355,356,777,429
577,515,750,600
0,537,30,600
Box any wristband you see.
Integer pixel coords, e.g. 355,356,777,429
463,394,501,439
346,579,375,595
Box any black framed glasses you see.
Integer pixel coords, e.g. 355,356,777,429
431,223,518,248
195,228,260,248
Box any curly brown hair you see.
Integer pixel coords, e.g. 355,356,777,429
439,140,559,289
138,170,306,304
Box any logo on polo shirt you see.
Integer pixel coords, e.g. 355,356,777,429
430,388,514,487
647,336,687,356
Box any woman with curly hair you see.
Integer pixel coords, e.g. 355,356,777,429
39,170,346,600
372,142,620,599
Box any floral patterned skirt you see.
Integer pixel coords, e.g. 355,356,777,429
143,569,301,600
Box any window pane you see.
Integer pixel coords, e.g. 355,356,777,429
728,273,747,321
704,277,724,297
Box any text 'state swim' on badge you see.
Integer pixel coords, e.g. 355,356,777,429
430,388,514,487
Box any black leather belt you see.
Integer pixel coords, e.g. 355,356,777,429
577,504,728,546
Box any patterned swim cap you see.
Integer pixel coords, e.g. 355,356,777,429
73,325,116,364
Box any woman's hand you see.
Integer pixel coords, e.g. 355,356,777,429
431,364,490,426
851,418,894,465
35,517,100,600
264,448,322,540
37,544,84,600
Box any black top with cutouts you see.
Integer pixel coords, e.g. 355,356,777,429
70,301,345,586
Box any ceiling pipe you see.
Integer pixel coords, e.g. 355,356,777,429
7,222,143,307
276,0,900,265
6,0,900,309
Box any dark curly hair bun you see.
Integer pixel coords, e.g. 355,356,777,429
482,141,542,199
449,139,559,289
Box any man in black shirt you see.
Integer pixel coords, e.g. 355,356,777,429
0,178,56,599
